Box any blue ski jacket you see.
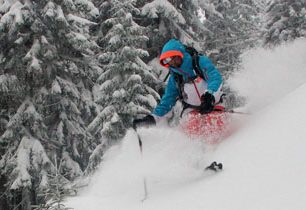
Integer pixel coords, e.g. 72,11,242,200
152,39,223,117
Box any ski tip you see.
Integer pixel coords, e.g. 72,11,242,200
205,161,223,172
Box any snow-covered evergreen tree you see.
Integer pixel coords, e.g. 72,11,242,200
263,0,306,46
140,0,204,59
0,0,100,208
89,0,159,142
200,0,264,76
37,154,77,210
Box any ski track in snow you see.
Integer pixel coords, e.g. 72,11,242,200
66,38,306,210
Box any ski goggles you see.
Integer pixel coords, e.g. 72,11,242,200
162,57,174,65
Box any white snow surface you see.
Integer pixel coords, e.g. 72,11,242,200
66,39,306,210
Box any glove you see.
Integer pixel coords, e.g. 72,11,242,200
199,92,215,114
133,115,156,129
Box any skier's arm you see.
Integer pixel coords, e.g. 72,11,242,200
152,75,179,117
199,56,222,94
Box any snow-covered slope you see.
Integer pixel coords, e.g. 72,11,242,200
66,39,306,210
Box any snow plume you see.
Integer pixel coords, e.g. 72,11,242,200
229,38,306,112
66,127,215,209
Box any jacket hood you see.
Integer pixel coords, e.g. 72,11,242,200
159,39,185,67
159,39,193,78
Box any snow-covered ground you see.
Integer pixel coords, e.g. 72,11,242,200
66,39,306,210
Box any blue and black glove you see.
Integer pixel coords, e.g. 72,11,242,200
133,115,156,129
199,92,215,114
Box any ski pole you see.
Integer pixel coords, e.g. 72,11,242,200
133,126,148,201
224,109,250,115
210,107,250,115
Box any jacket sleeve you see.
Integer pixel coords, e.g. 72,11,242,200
199,56,222,93
152,75,179,117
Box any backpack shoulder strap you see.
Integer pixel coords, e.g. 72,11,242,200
192,54,205,81
184,45,206,81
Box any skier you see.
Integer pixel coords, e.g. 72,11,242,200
133,39,223,128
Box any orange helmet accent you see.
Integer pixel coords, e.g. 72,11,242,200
160,50,184,67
